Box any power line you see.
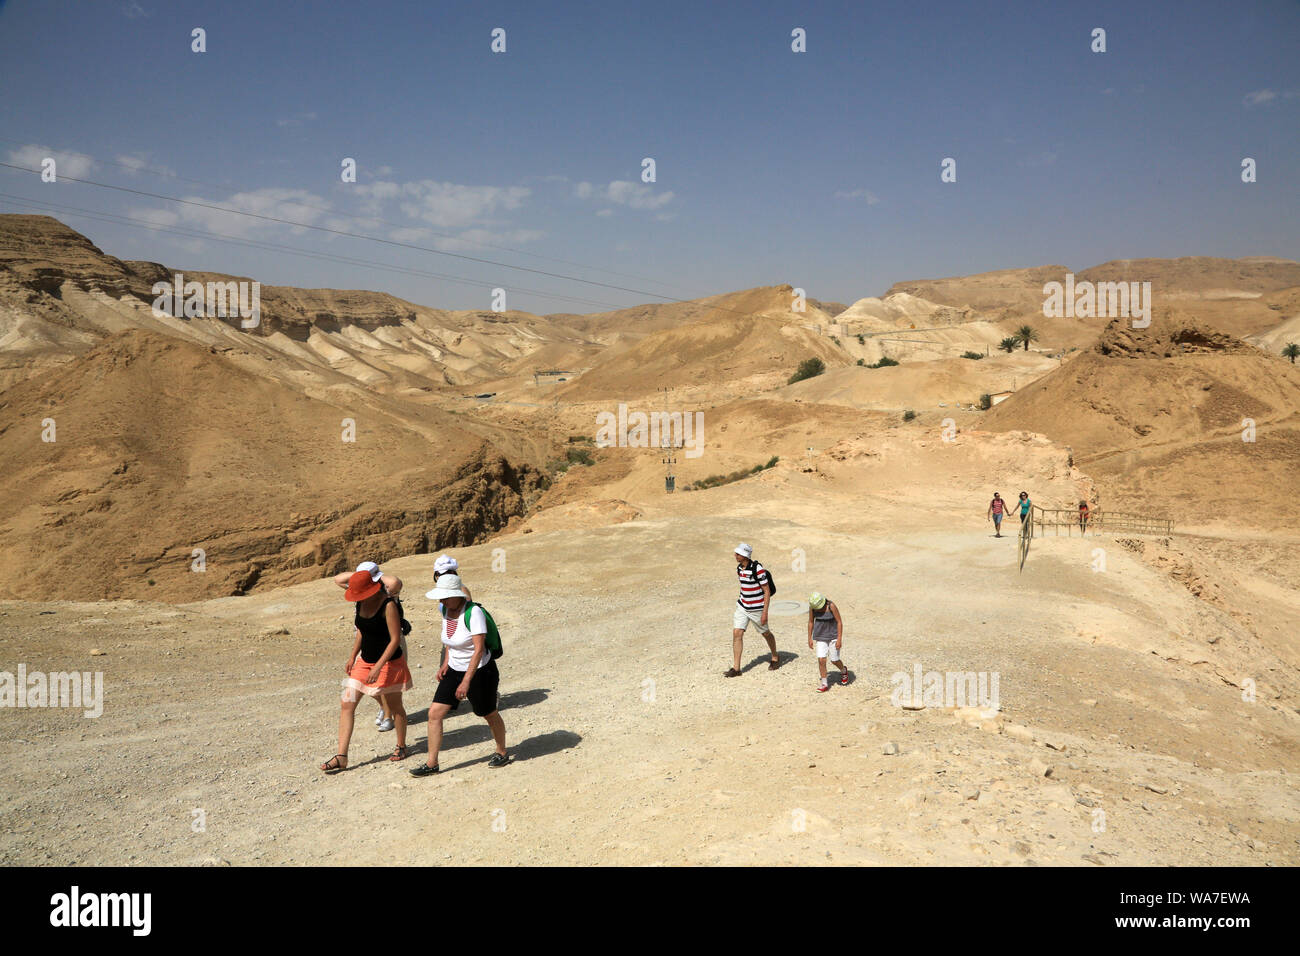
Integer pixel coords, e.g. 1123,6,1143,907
0,161,808,325
0,192,635,313
0,141,688,292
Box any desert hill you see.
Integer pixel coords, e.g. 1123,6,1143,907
983,315,1300,527
0,329,543,601
557,286,847,401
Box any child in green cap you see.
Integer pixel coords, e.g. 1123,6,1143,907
807,592,848,692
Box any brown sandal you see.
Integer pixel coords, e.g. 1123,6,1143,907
389,745,409,762
724,668,742,678
321,754,347,773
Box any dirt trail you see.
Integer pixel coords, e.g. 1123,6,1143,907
2,480,1295,866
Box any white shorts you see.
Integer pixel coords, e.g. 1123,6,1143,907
733,605,772,634
814,639,841,662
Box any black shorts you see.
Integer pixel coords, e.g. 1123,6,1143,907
433,659,500,717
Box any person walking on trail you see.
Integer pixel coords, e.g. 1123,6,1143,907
1017,491,1032,528
1078,500,1090,534
410,574,508,776
431,554,472,614
987,492,1006,537
333,561,406,731
807,592,848,692
321,571,413,773
727,543,779,677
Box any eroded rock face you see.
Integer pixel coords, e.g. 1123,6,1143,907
1094,314,1255,359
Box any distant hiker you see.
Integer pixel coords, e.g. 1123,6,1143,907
807,592,848,692
1017,491,1032,528
321,571,413,773
334,561,405,732
431,554,472,614
410,574,508,776
727,543,779,677
987,492,1006,537
1078,500,1090,533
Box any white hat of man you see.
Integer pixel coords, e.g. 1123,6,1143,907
426,573,468,602
433,554,459,575
356,560,382,582
734,543,753,559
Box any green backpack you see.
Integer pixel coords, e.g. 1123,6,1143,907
462,601,503,660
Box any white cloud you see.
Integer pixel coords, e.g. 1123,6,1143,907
595,208,614,217
116,154,176,178
7,144,94,179
834,188,880,204
432,228,544,253
121,1,147,18
575,180,674,210
354,180,529,229
1016,151,1058,169
276,112,318,128
131,188,329,239
1243,88,1298,108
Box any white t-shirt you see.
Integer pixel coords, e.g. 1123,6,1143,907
442,604,490,671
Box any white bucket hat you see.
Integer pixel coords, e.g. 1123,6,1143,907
433,554,459,575
425,573,468,602
734,542,753,559
355,560,382,582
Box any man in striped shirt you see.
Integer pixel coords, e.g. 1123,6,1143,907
727,542,780,677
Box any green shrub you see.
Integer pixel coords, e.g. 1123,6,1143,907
856,358,865,366
978,393,992,410
566,447,594,466
961,351,985,360
686,456,779,491
902,409,917,422
857,334,865,345
788,357,826,384
871,356,899,369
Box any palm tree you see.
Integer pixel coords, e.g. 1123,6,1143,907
998,337,1018,353
1014,325,1039,352
1283,343,1299,364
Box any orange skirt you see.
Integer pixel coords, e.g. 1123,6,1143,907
343,655,413,698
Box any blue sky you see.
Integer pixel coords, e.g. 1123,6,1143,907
1,0,1297,313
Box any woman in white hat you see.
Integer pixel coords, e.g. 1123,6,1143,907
410,573,508,775
431,554,472,614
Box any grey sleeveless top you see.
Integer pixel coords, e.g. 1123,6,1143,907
811,602,837,642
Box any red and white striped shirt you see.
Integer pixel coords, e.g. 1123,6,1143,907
737,561,770,611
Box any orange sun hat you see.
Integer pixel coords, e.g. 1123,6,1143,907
344,569,382,602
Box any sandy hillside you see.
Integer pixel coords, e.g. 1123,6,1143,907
0,329,544,602
983,315,1300,528
1,430,1296,866
2,217,1298,866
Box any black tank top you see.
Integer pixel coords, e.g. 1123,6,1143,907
355,596,404,664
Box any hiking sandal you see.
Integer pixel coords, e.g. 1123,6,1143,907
724,668,742,678
321,754,347,774
768,658,781,670
389,745,409,762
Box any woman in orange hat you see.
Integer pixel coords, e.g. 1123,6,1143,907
321,570,414,772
